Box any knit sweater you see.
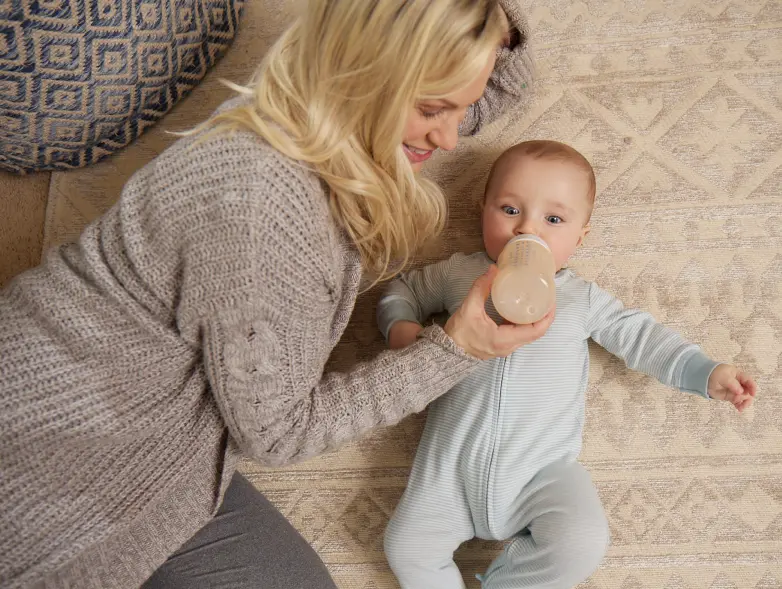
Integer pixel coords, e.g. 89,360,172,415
0,4,533,588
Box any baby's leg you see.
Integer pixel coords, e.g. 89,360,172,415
480,460,609,589
384,482,475,589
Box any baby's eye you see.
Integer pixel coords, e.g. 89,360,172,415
502,206,520,215
546,215,563,224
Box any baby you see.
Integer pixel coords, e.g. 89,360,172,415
376,140,757,589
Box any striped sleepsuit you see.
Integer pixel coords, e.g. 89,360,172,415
377,252,718,589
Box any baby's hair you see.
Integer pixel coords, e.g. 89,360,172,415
485,140,596,214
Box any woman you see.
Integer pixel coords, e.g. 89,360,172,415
0,1,553,588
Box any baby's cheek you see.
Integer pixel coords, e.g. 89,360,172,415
481,228,502,260
554,244,575,269
488,236,508,261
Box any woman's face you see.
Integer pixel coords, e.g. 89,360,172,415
402,52,497,171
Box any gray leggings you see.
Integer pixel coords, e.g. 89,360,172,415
142,473,337,589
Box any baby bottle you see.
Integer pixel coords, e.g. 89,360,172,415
491,235,556,324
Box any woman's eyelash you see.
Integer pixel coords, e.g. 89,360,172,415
420,109,444,120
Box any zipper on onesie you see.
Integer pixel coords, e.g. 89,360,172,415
484,355,510,537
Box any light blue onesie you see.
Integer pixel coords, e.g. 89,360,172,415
377,252,719,589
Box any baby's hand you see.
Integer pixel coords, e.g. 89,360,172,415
388,321,423,350
707,364,757,412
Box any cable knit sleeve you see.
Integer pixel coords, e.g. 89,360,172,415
173,135,479,466
459,0,535,136
203,314,476,466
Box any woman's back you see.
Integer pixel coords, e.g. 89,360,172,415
0,124,353,589
0,0,539,585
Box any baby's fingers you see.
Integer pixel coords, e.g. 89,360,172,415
738,372,757,397
726,378,744,398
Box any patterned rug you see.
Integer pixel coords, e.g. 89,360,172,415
42,0,781,587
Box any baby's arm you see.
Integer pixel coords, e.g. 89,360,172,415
377,256,457,349
586,282,756,410
388,320,424,350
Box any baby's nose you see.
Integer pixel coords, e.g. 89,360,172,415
515,218,538,236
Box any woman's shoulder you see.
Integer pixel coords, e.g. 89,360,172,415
157,114,329,216
120,104,346,305
123,102,337,250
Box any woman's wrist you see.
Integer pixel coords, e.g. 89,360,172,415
419,324,477,360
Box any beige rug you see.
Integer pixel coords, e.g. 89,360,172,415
41,0,782,587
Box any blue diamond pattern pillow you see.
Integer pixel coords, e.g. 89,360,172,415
0,0,243,173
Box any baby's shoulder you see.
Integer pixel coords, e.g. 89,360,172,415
450,250,491,266
445,251,492,280
556,269,598,311
558,268,593,290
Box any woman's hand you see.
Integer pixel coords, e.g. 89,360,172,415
445,265,554,360
498,4,521,49
498,6,512,48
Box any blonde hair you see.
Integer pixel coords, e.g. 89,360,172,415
485,140,597,218
207,0,506,281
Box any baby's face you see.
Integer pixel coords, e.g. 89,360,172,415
482,156,593,269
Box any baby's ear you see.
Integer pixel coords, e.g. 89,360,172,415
476,190,489,216
578,223,591,247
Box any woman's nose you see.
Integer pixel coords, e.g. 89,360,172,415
428,113,460,152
